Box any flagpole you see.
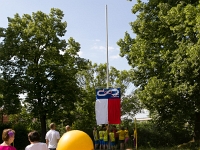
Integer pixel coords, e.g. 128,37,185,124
106,5,109,89
134,118,138,150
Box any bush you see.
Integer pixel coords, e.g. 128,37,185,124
134,121,191,148
13,123,29,150
120,120,192,149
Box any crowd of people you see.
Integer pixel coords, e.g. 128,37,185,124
0,123,136,150
0,123,70,150
93,125,136,150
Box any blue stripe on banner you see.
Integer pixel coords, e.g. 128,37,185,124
96,88,121,99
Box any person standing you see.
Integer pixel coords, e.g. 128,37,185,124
93,127,99,150
109,129,115,150
0,129,16,150
116,126,126,150
103,125,109,150
45,123,60,150
25,131,48,150
99,127,104,150
112,125,119,149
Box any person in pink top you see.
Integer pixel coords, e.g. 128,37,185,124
25,131,48,150
0,129,16,150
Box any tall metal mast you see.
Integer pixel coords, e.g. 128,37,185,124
106,5,109,89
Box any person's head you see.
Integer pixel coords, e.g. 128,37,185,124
112,125,116,129
93,127,97,130
110,129,113,132
28,131,40,142
120,126,124,130
2,129,15,144
49,123,56,130
101,126,104,130
65,125,70,132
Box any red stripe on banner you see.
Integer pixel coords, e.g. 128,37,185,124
108,98,121,124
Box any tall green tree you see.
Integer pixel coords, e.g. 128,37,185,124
118,0,200,141
0,8,87,141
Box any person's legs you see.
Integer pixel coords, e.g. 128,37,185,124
111,142,115,150
119,140,124,150
95,140,99,149
103,141,106,150
104,141,108,150
125,137,129,148
100,143,103,149
115,137,119,149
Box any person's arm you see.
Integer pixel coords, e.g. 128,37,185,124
93,130,95,137
46,139,49,146
105,123,109,134
57,132,60,143
93,130,95,140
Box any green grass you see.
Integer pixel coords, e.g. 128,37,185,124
123,141,200,150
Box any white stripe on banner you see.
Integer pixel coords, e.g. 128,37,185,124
95,99,108,125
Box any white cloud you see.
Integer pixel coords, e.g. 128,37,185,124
78,51,83,57
94,39,100,42
110,55,120,59
91,45,115,51
108,46,115,51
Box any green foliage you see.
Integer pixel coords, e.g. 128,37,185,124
13,123,29,150
0,27,5,37
136,121,191,148
9,107,41,132
121,92,143,118
118,0,200,141
0,8,87,141
176,141,200,150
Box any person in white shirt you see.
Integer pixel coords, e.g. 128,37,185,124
25,131,48,150
45,123,60,150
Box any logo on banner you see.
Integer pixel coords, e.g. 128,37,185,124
96,88,120,98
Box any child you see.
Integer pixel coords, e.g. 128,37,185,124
103,126,108,150
116,126,125,150
99,127,104,150
109,129,115,150
93,127,99,150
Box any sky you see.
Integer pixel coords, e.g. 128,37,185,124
0,0,137,71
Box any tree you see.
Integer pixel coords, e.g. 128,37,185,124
73,62,138,131
0,8,87,141
118,0,200,141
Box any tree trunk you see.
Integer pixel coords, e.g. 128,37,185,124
40,114,47,142
194,112,200,142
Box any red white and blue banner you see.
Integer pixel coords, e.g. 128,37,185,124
95,88,121,125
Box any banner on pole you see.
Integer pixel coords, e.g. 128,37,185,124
95,88,121,125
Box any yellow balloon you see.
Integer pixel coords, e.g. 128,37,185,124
57,130,94,150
